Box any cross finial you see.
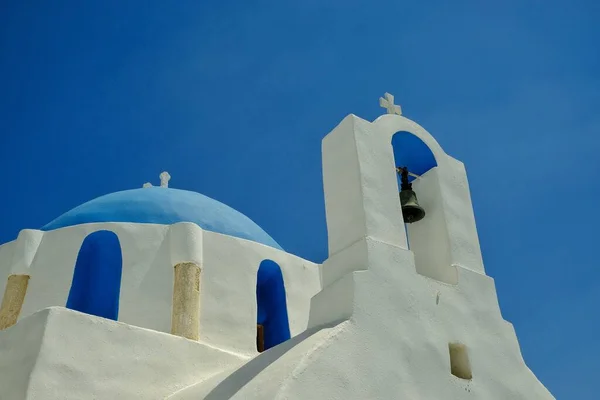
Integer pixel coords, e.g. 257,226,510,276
379,92,402,115
160,171,171,188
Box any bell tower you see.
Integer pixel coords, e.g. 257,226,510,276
299,94,555,399
321,94,484,284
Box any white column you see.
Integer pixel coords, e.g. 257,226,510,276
322,114,409,255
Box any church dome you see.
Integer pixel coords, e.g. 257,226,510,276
41,187,282,250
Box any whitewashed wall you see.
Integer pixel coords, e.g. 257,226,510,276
0,222,321,356
0,110,554,400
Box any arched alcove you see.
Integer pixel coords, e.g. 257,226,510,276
391,131,438,182
390,132,456,284
391,130,438,248
256,259,291,351
66,230,123,320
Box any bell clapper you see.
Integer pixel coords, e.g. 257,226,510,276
397,166,426,224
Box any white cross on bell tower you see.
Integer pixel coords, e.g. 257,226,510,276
379,92,402,115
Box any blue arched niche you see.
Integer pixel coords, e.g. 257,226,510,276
66,230,123,320
392,131,437,182
256,260,291,351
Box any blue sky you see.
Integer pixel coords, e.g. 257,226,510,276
1,1,598,397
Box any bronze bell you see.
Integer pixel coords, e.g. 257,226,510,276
397,167,425,223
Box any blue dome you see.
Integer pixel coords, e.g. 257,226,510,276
42,187,282,250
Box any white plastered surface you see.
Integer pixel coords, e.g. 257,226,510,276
0,307,245,399
172,238,554,400
0,222,321,356
0,112,554,399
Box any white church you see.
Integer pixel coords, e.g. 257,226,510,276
0,94,554,399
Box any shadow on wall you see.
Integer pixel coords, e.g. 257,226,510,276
201,262,343,399
203,322,342,400
256,260,291,351
66,230,123,320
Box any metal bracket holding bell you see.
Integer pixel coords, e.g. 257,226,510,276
395,167,421,180
396,167,426,224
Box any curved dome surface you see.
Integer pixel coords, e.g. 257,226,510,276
42,187,282,250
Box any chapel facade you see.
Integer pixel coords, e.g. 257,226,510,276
0,94,554,399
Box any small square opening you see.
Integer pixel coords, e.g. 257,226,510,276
449,342,472,380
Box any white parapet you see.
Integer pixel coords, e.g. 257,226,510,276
322,115,409,256
0,307,246,399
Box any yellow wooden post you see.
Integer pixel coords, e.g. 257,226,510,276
171,262,201,340
0,274,30,330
